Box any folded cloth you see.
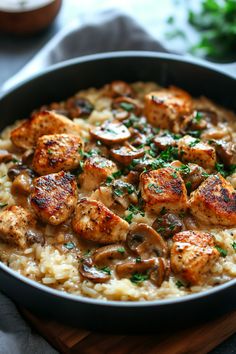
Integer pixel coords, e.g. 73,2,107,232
0,9,169,354
2,9,167,92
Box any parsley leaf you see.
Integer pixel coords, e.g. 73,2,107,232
130,272,149,284
64,242,75,250
232,242,236,251
215,245,228,257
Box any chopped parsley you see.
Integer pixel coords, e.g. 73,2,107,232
176,280,184,288
215,245,228,258
130,272,149,284
215,163,236,177
124,204,144,223
83,249,91,256
117,247,126,254
120,102,134,112
187,130,202,138
64,242,75,250
176,164,191,175
123,114,139,128
186,181,192,192
189,138,201,147
106,171,122,185
100,266,111,275
193,111,204,123
47,149,53,155
160,207,167,215
148,183,163,194
159,146,178,162
171,171,178,179
232,242,236,251
202,172,210,178
135,257,141,263
113,188,124,197
0,203,8,209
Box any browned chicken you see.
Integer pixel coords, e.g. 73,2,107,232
11,111,81,150
178,135,216,171
32,133,84,175
0,206,36,248
170,230,220,285
144,86,192,132
72,198,129,243
78,155,118,191
140,167,188,214
189,175,236,226
31,171,77,225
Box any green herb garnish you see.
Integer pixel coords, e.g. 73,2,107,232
232,242,236,251
130,272,149,284
176,280,184,288
215,245,228,257
148,183,163,194
117,247,126,254
100,266,111,275
189,138,201,147
120,102,134,112
0,203,8,209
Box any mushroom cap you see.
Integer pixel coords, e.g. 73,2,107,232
110,145,145,166
126,223,168,258
93,244,127,266
90,121,131,145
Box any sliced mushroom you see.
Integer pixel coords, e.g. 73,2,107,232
0,150,13,163
79,259,110,283
152,213,183,238
26,228,45,245
90,121,131,145
112,97,142,117
7,163,35,181
126,223,168,258
105,80,134,98
11,171,33,195
21,149,34,166
153,135,177,150
93,244,127,266
66,97,94,118
110,144,145,166
116,258,156,278
149,257,167,287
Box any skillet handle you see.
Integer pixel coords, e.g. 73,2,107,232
213,62,236,78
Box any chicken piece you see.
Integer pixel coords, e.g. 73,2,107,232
170,161,207,192
144,86,192,133
32,134,83,175
31,171,77,225
0,206,36,248
189,175,236,226
11,111,81,150
140,167,188,214
178,135,216,171
170,231,220,285
78,156,118,191
72,198,129,244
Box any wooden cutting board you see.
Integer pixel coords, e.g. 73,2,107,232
20,309,236,354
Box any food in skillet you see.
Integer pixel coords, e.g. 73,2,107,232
0,80,235,301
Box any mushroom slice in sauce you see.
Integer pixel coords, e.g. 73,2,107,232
79,259,110,283
65,97,94,118
110,144,145,166
93,244,127,266
149,257,167,287
112,97,143,117
152,213,183,239
126,223,168,258
90,121,131,145
115,258,156,278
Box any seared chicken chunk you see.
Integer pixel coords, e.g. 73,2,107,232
140,167,188,214
72,198,129,244
32,134,84,175
11,111,81,150
171,231,220,285
78,156,118,191
31,171,77,225
144,87,192,132
178,135,216,171
0,206,36,248
189,175,236,226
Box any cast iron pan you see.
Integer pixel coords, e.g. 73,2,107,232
0,52,236,332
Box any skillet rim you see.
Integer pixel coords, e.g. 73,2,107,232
0,50,235,308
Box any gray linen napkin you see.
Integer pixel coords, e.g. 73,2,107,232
0,9,168,354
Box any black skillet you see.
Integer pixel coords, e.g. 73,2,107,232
0,52,236,332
